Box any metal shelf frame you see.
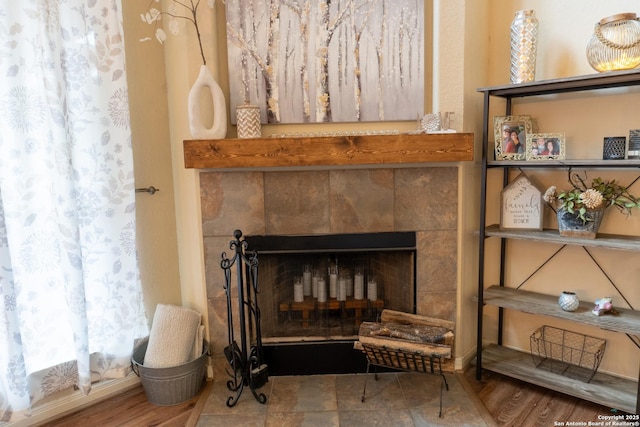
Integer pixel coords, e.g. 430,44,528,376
476,70,640,414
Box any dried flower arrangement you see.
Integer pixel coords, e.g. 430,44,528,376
140,0,215,65
543,171,640,223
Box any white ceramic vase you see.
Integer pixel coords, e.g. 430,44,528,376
188,65,227,139
558,291,580,312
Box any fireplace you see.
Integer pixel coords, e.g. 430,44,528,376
200,167,459,376
247,232,416,337
244,232,416,375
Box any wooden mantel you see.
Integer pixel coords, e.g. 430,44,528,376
183,133,474,169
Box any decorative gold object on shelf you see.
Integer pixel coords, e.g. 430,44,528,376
510,10,538,83
586,13,640,72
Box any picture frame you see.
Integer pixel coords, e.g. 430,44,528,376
526,133,566,161
500,172,544,231
493,115,533,161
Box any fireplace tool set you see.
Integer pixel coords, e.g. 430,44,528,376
221,230,269,407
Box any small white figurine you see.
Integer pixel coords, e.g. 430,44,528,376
592,297,617,316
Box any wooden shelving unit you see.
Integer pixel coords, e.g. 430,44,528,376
484,224,640,251
483,285,640,336
482,344,637,413
476,69,640,414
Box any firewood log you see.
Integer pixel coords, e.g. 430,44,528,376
358,335,452,358
380,309,455,330
358,322,453,345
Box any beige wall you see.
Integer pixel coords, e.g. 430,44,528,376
122,1,181,322
124,0,640,379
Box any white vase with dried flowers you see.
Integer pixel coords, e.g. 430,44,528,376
543,172,640,239
141,0,227,139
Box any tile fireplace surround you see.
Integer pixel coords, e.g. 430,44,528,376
185,134,474,360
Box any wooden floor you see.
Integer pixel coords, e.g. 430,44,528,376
42,368,619,427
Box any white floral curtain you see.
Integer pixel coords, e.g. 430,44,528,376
0,0,148,421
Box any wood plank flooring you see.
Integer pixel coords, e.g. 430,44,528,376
42,368,623,426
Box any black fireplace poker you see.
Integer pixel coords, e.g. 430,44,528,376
220,230,269,407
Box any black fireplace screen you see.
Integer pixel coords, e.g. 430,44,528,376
245,232,416,341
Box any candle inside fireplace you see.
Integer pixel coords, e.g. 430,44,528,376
354,272,364,300
293,277,304,302
337,276,347,301
302,265,312,296
312,272,319,298
329,269,337,298
367,279,377,301
317,278,327,302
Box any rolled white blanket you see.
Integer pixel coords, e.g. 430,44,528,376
144,304,201,368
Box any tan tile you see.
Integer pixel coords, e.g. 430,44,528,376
266,411,339,427
396,372,450,408
336,372,406,411
416,291,457,322
196,414,266,427
268,375,337,413
200,369,271,416
339,409,415,426
204,236,237,299
395,167,457,231
329,169,394,233
264,171,330,235
416,230,457,293
206,298,226,357
200,171,265,237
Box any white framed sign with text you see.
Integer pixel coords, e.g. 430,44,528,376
500,172,544,230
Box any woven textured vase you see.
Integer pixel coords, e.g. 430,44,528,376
557,207,605,239
236,103,261,139
558,291,580,312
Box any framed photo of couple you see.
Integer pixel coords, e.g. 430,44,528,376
493,115,533,160
526,133,566,160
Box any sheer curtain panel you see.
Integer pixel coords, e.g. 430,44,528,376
0,0,148,421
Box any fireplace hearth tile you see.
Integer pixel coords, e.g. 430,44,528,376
329,169,394,233
394,168,457,231
264,171,330,235
201,172,265,237
266,411,339,426
417,291,457,322
267,375,337,413
204,236,236,299
417,230,457,292
336,372,406,411
339,408,415,426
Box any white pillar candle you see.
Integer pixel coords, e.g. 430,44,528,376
293,278,304,302
337,277,347,301
354,272,364,300
367,279,377,301
329,272,337,299
312,273,319,298
302,267,312,296
346,274,353,297
317,278,327,302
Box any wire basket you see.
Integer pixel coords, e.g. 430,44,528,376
530,326,606,383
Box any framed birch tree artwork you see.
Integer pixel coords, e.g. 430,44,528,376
225,0,425,124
